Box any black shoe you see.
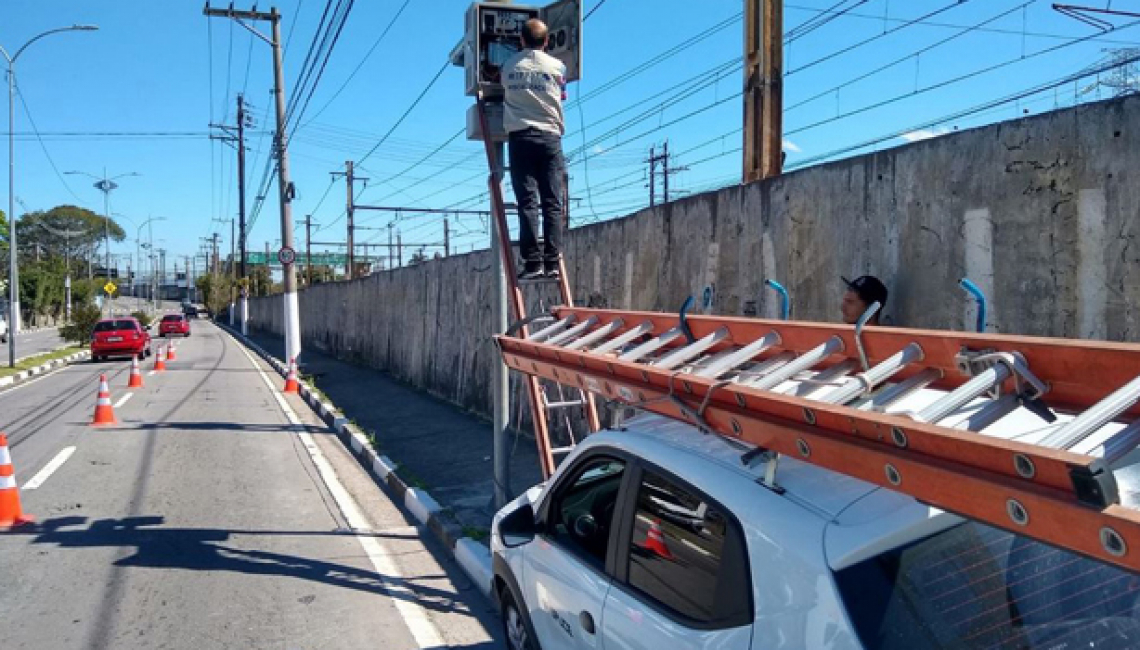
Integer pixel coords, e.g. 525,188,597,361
519,268,544,280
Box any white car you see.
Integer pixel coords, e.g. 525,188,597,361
491,413,1140,650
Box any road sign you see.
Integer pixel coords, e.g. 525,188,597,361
104,281,117,295
277,246,296,265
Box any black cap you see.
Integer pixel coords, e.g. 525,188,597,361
842,275,888,309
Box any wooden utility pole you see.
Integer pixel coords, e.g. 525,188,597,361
236,93,248,280
331,161,368,279
743,0,783,183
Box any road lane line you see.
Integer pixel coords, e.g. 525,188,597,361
23,446,77,490
114,393,134,409
234,342,447,649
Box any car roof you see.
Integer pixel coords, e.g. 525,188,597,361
585,413,959,570
97,317,138,324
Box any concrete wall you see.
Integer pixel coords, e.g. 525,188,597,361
250,95,1140,417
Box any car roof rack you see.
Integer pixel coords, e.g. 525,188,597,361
495,305,1140,573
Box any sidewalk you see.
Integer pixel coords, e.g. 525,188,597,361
245,329,544,533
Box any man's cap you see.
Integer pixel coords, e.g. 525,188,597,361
842,275,888,308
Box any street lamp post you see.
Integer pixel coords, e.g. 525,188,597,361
1,24,98,367
66,168,139,315
137,217,165,313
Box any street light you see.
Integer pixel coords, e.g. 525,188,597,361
66,169,140,296
137,217,165,312
2,24,98,367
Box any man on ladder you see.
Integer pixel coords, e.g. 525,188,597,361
502,18,568,280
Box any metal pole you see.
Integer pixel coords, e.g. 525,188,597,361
237,93,250,334
7,60,17,366
270,9,301,363
388,223,393,271
491,141,510,508
305,215,312,286
663,141,670,203
397,231,402,268
346,160,354,279
648,145,655,207
444,217,450,257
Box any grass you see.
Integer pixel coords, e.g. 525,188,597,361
462,526,490,543
397,465,430,490
0,345,84,379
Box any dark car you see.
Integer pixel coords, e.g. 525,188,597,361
91,317,152,361
182,302,198,318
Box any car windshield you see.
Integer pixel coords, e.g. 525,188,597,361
162,315,182,322
93,320,137,332
835,520,1140,649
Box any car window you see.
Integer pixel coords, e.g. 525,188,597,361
835,520,1140,649
625,470,751,627
93,320,138,332
162,315,182,322
549,457,626,568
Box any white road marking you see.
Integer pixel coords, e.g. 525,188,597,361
24,446,77,490
114,393,134,409
234,341,447,649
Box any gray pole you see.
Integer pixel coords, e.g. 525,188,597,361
7,58,17,366
491,141,511,508
270,9,301,363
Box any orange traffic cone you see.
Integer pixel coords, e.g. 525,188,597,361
127,355,144,389
0,433,33,529
154,344,167,372
91,373,119,426
644,519,674,560
167,339,177,361
284,358,300,394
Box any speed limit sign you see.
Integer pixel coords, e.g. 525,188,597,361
278,246,296,265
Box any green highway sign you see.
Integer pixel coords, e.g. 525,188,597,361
246,252,381,266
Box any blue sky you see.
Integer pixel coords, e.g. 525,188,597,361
4,0,1139,272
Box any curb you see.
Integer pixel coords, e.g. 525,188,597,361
0,349,92,391
217,324,495,600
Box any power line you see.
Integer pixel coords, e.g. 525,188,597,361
13,85,86,205
287,0,357,135
356,60,450,166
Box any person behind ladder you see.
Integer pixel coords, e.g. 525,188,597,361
841,275,889,325
502,18,568,280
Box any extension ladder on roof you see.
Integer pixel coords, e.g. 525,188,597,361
494,305,1140,574
477,98,601,479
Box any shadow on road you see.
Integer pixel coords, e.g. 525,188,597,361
11,516,491,621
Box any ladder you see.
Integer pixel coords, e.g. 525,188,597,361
476,98,601,479
495,305,1140,574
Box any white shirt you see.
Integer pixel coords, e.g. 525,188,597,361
502,49,566,136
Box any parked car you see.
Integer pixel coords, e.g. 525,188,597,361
182,302,198,318
491,414,1140,650
91,317,152,361
159,314,191,337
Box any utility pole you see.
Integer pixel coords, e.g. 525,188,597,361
397,231,402,268
647,141,688,205
444,217,450,257
648,145,657,207
743,0,783,183
304,214,315,286
331,160,368,279
205,4,301,363
388,223,394,271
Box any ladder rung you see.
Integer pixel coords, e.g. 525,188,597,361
564,319,625,351
529,315,577,342
652,327,730,371
914,363,1011,424
819,342,925,405
860,367,943,412
1099,419,1140,465
545,316,600,347
734,352,796,384
790,359,860,399
748,336,845,391
951,393,1021,432
545,400,586,410
695,332,781,379
551,446,576,455
619,326,684,363
1041,375,1140,450
591,321,654,355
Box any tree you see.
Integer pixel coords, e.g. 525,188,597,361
16,205,125,273
0,208,7,245
195,274,234,317
408,250,428,265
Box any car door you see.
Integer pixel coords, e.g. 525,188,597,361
525,454,631,649
601,465,754,649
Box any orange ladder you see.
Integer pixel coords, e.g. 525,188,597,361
495,305,1140,573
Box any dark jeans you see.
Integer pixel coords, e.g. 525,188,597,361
508,128,565,271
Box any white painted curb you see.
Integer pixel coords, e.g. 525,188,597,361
404,487,441,527
455,538,494,599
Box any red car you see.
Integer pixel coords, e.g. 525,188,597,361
91,317,152,361
159,314,191,337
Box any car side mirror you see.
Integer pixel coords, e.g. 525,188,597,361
499,503,537,548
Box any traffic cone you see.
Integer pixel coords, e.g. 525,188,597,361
90,373,118,426
0,433,33,529
643,519,674,560
167,339,177,361
284,358,300,394
127,355,144,389
154,344,167,372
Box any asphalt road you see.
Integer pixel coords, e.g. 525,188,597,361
2,327,67,366
0,320,501,649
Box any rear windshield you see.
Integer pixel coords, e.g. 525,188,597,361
835,521,1140,649
162,315,183,322
93,320,138,332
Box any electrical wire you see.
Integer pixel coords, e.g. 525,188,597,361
13,85,86,205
